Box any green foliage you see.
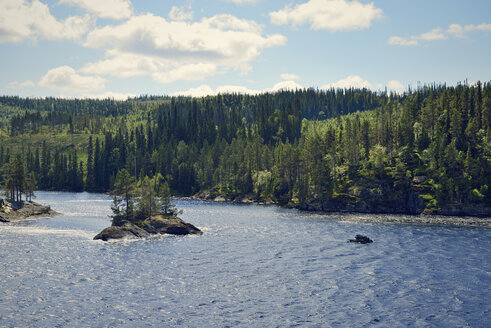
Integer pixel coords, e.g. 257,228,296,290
109,168,180,225
1,82,490,213
110,168,135,225
419,194,438,210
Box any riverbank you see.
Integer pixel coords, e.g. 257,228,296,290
190,190,277,205
0,199,60,223
307,211,491,227
189,193,491,227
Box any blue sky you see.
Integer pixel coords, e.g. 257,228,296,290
1,0,490,99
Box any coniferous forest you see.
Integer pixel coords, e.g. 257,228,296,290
1,82,490,215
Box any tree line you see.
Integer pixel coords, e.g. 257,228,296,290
0,83,489,211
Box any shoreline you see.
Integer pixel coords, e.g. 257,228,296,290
184,195,491,228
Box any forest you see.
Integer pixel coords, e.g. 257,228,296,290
0,82,490,215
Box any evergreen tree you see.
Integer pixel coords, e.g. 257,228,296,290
24,172,37,202
153,173,179,216
111,168,135,225
136,176,157,220
2,154,25,202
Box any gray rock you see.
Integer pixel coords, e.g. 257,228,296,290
93,223,150,241
142,215,202,235
0,200,59,222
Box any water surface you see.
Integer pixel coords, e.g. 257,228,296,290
1,191,490,327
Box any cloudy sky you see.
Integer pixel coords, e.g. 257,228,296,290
1,0,490,99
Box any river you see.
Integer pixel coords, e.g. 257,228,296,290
1,191,490,327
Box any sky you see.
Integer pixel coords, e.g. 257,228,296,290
1,0,490,99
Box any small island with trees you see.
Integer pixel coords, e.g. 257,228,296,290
94,169,201,241
0,154,58,223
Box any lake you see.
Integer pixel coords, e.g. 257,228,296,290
1,191,490,327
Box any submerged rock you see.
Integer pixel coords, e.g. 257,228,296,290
348,234,373,244
93,223,150,241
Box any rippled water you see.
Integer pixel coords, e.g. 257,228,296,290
1,192,490,327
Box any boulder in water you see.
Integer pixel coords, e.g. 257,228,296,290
348,234,373,244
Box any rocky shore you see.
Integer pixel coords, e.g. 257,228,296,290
190,189,490,227
0,199,60,223
94,215,202,241
191,190,276,205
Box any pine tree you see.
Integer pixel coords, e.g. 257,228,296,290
24,172,37,202
111,168,135,223
154,173,179,216
136,176,157,220
2,154,25,202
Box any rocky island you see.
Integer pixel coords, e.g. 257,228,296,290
94,170,202,241
0,199,59,223
94,215,202,241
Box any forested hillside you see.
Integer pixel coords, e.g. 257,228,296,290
1,83,490,215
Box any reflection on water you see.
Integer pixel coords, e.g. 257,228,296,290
0,191,490,327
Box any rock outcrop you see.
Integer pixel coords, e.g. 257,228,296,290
93,223,150,241
94,215,202,241
141,215,202,236
0,200,59,222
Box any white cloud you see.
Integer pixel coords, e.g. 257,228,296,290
390,22,491,46
215,85,260,94
225,0,260,4
170,84,216,98
447,23,491,38
202,14,263,34
80,53,163,78
387,80,404,92
171,79,304,97
280,73,300,81
388,36,419,46
152,63,218,83
0,0,90,43
59,0,132,20
320,76,405,92
270,80,303,92
82,13,286,83
270,0,382,31
9,80,35,88
321,75,372,89
418,28,446,41
168,5,194,21
464,23,491,32
38,66,106,93
388,28,446,46
447,24,465,38
171,77,407,98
